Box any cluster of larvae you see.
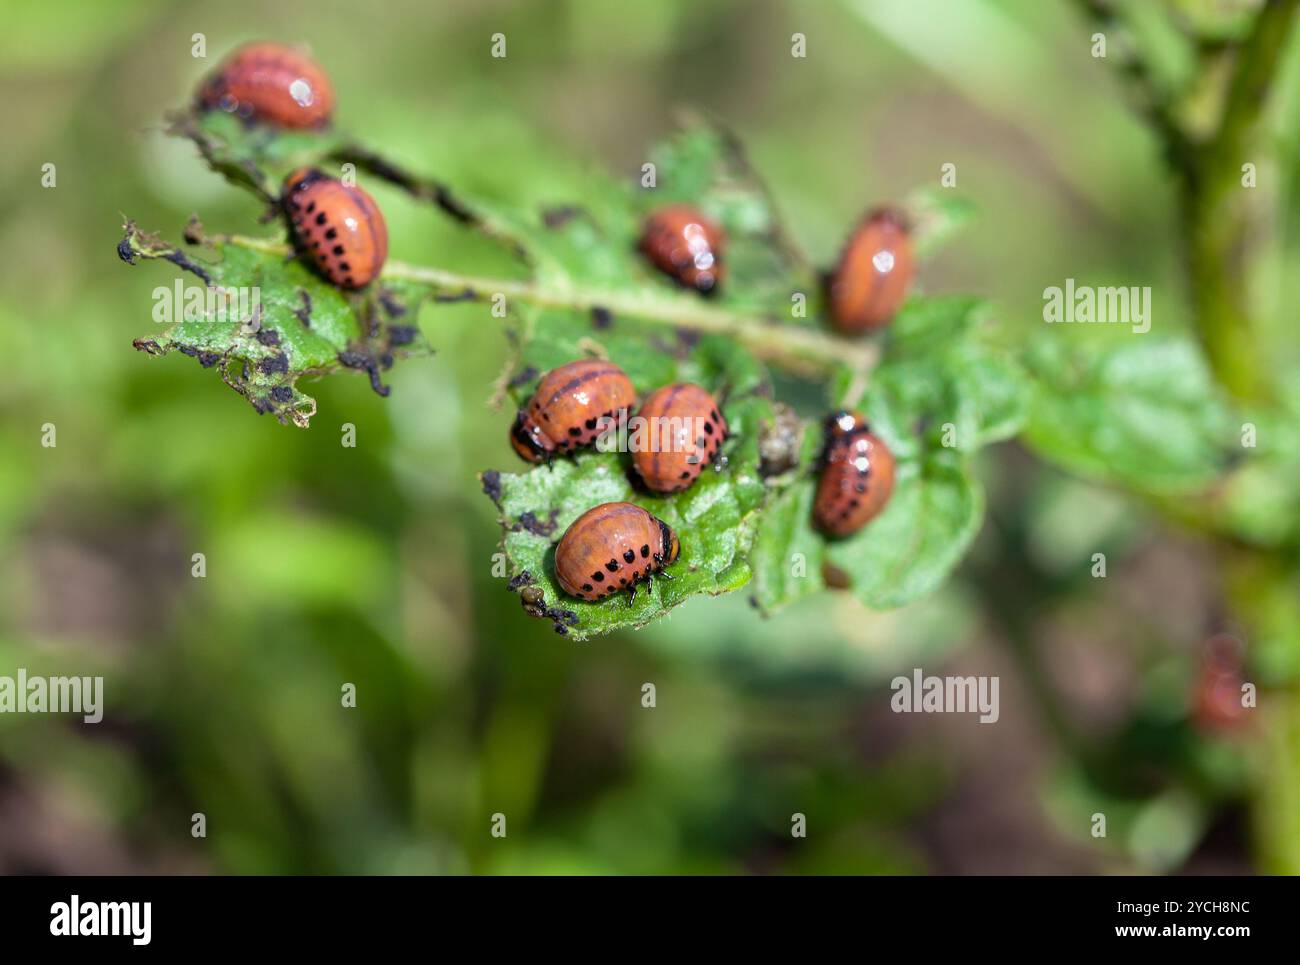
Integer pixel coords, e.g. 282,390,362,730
516,193,911,607
195,42,912,609
508,362,895,606
509,360,725,603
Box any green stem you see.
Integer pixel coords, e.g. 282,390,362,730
1183,0,1299,401
220,234,881,376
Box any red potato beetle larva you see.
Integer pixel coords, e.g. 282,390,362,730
828,208,913,333
511,360,637,463
812,411,896,538
197,42,334,129
1193,634,1251,732
638,204,726,294
554,502,680,603
283,168,389,290
632,383,728,493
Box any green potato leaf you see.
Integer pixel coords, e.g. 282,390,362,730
751,297,1014,616
1021,335,1235,493
120,221,432,426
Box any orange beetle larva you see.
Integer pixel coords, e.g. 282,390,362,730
812,410,896,537
283,168,388,289
197,42,334,130
632,383,728,493
638,204,726,294
511,360,637,463
827,208,913,333
554,502,680,603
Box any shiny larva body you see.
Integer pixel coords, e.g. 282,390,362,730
828,209,913,333
197,42,334,129
812,411,896,537
554,502,680,602
632,383,727,493
511,360,636,463
283,169,388,290
638,205,726,294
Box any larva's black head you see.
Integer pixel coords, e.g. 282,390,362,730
818,410,869,469
657,517,680,566
864,206,911,235
282,166,327,201
510,411,551,463
824,410,867,439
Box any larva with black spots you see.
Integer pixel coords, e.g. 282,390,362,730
510,360,636,463
632,382,727,493
554,502,680,604
812,410,896,537
283,168,388,290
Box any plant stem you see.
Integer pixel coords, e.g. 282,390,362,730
1079,0,1300,401
219,234,880,375
1182,0,1299,402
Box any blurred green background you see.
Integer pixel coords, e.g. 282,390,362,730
1,0,1297,874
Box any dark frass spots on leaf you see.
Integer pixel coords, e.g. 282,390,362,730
162,249,215,286
433,287,477,304
481,471,504,509
270,386,294,404
512,510,559,537
591,306,612,330
378,289,407,317
255,328,281,348
297,288,314,326
506,570,532,592
258,352,289,376
177,344,222,368
360,299,381,338
649,330,699,360
541,205,585,229
387,325,417,347
337,350,391,397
